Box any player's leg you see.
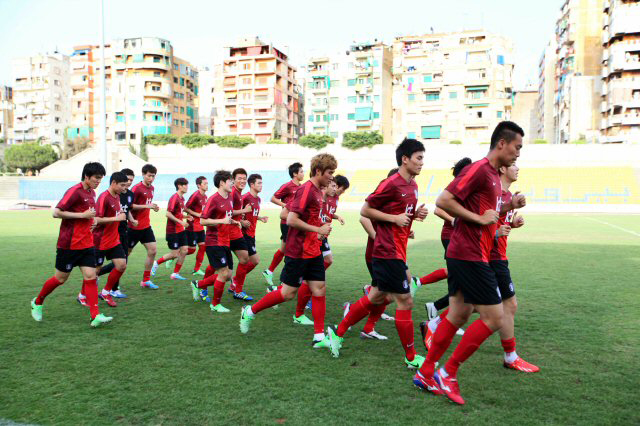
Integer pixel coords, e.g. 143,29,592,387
263,226,287,284
111,236,129,297
233,242,259,300
293,280,314,325
79,265,113,327
193,240,206,276
360,292,392,340
141,238,158,289
100,255,126,307
169,245,188,280
392,291,425,368
31,266,70,321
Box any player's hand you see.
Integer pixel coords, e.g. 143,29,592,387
90,218,98,232
130,219,139,227
408,230,415,239
231,219,242,228
259,216,269,223
478,209,499,225
241,205,252,214
221,216,235,225
181,220,189,228
151,203,160,212
318,223,332,237
338,217,345,225
497,224,511,237
394,213,412,227
414,204,429,221
82,209,96,219
186,216,194,222
512,212,525,228
512,192,526,209
116,212,127,222
241,220,251,229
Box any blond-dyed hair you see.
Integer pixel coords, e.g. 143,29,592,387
310,153,338,178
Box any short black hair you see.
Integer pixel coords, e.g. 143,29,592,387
288,162,303,178
334,175,350,190
490,121,524,150
81,162,106,180
120,168,135,177
196,176,207,186
214,170,232,188
395,138,425,166
387,167,399,177
452,157,472,177
248,173,262,186
232,168,248,178
110,171,128,184
174,177,188,189
142,163,157,175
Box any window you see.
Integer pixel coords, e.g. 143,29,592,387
449,92,457,99
130,100,136,106
130,114,136,120
180,107,185,114
116,113,124,123
154,72,161,77
242,122,251,129
497,111,503,118
242,77,251,85
330,132,339,138
330,114,339,121
423,75,432,83
330,97,339,105
173,77,178,83
374,95,380,103
181,120,185,126
55,117,60,123
115,132,125,141
323,114,329,122
331,80,340,88
347,96,357,103
408,132,416,139
180,78,185,86
347,113,355,120
130,133,136,139
421,125,441,139
174,119,179,125
152,85,160,92
77,101,82,108
174,106,179,113
425,92,440,101
308,115,314,122
347,79,356,86
408,94,415,101
373,112,380,119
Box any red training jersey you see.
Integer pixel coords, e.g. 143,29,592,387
445,157,503,263
364,221,378,264
242,192,261,238
274,180,301,224
129,182,154,230
56,183,97,250
93,190,122,250
365,173,418,262
166,193,186,234
285,181,324,259
441,219,454,241
202,192,234,247
229,186,244,240
185,190,207,232
321,195,339,224
490,190,514,261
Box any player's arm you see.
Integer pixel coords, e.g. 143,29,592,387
53,208,94,220
359,216,376,240
286,211,330,236
434,206,454,224
200,216,236,226
361,202,411,227
166,210,187,226
270,195,286,208
233,204,252,215
436,190,498,226
333,213,345,225
184,207,201,218
500,192,526,214
95,213,126,224
511,211,525,229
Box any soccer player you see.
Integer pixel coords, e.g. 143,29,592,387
185,176,208,276
240,154,336,349
262,162,304,285
189,170,240,313
327,139,429,369
227,168,253,300
93,172,129,308
232,173,269,300
128,163,160,289
152,178,190,280
412,121,525,405
30,162,113,327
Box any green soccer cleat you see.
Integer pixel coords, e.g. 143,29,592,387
165,258,176,269
239,305,254,334
293,314,314,325
262,270,274,286
192,269,205,277
409,276,421,298
312,335,331,349
31,298,43,322
90,313,113,328
405,354,426,369
328,326,343,358
210,303,230,313
190,281,200,302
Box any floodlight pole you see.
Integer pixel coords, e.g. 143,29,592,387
99,0,108,172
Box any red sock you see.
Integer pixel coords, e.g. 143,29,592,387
311,295,326,334
501,337,516,353
83,279,100,319
105,269,124,292
439,308,449,320
35,276,63,304
245,262,257,275
268,249,284,273
445,319,493,377
203,265,215,279
363,301,389,333
295,282,312,317
420,268,447,285
142,270,151,282
212,280,226,305
337,295,374,336
187,247,196,255
234,263,248,292
157,256,167,265
395,309,417,361
323,260,331,270
195,245,206,271
173,262,183,274
419,317,459,377
251,287,285,314
198,273,218,289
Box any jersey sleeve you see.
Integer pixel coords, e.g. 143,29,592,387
201,198,213,220
185,193,197,210
131,185,143,204
273,183,289,200
56,187,79,211
446,163,487,202
168,195,179,215
365,178,395,210
289,185,309,216
96,194,108,217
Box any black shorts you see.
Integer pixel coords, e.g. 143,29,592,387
321,238,331,256
243,235,257,257
55,247,96,273
371,258,410,294
96,244,127,266
280,223,289,241
366,260,378,286
128,227,156,249
167,231,189,250
442,239,450,259
206,246,233,270
187,230,205,247
490,260,516,300
280,255,325,286
230,236,248,252
446,258,502,305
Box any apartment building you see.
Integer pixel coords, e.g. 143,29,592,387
215,37,299,144
170,56,199,136
11,53,70,145
392,30,514,144
512,89,538,143
601,0,640,143
536,39,558,143
299,42,393,143
0,86,13,144
197,65,218,136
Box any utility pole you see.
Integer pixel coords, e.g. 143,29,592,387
99,0,108,171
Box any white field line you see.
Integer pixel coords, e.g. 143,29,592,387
585,217,640,238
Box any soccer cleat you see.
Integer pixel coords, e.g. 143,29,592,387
425,302,438,321
192,269,205,277
233,291,254,301
409,276,421,297
266,285,279,310
31,298,43,322
99,293,117,307
165,258,175,270
305,300,312,310
90,313,113,328
420,321,434,351
77,296,89,307
413,371,444,396
504,357,540,373
239,305,254,333
360,330,388,340
151,261,159,277
381,313,395,321
293,314,314,325
362,284,372,295
170,273,187,281
210,304,230,313
110,289,127,298
327,326,343,358
434,369,465,405
262,270,274,286
405,354,426,369
140,280,159,289
312,335,331,349
199,289,210,302
190,281,200,302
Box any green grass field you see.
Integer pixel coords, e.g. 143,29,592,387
1,210,639,425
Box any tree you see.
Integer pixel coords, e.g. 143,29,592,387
341,131,383,150
62,136,90,160
5,143,58,173
144,134,178,145
267,139,285,144
298,134,334,149
532,139,548,144
213,136,254,148
181,134,214,148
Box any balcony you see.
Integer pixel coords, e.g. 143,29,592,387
621,113,640,125
600,118,608,130
144,87,171,98
464,115,490,127
142,104,170,113
601,101,608,112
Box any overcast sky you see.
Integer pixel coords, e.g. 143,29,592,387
0,0,560,89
